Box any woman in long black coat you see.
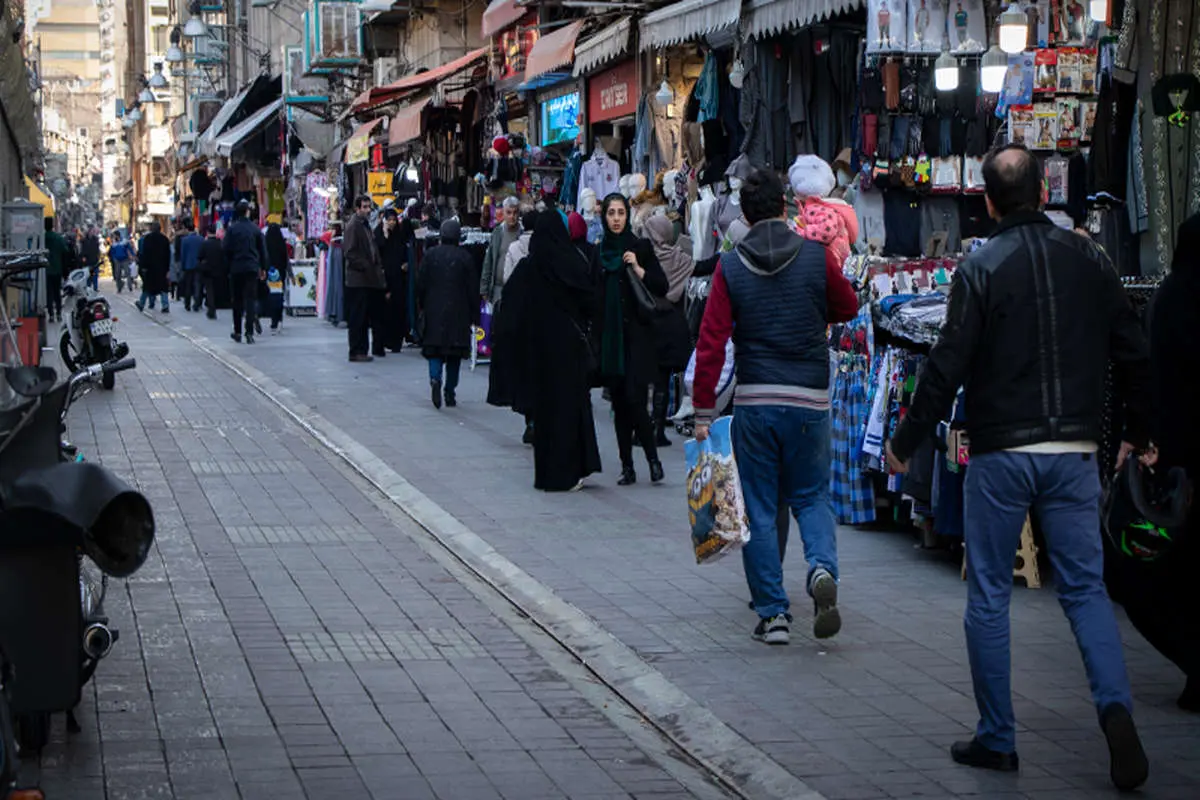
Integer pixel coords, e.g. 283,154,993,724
416,219,475,409
1106,213,1200,713
591,193,669,486
522,212,602,491
264,224,290,331
376,208,412,351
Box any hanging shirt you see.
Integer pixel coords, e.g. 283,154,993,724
696,52,720,123
577,154,620,208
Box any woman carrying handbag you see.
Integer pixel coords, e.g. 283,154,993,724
591,193,669,486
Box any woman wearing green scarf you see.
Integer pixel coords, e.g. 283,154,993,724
591,193,669,485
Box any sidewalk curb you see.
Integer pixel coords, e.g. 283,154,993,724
127,301,826,800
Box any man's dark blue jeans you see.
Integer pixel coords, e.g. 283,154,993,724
963,450,1133,753
732,405,839,619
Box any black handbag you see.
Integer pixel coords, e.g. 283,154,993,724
625,266,660,320
570,318,598,374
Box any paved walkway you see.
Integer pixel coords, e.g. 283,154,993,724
37,283,1200,800
28,292,734,800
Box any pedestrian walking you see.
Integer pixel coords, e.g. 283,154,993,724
591,193,667,486
169,221,185,300
693,168,858,646
178,219,204,312
375,207,411,351
43,217,67,322
222,200,268,343
480,197,522,305
644,214,694,447
197,222,225,320
264,223,291,333
885,144,1152,790
343,195,388,361
80,226,101,292
108,232,134,293
1106,212,1200,715
135,222,172,313
416,219,475,409
524,211,602,491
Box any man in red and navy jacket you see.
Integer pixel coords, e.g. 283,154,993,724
693,168,858,647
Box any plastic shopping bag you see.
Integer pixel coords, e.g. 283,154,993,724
683,339,736,412
477,299,493,358
685,416,751,564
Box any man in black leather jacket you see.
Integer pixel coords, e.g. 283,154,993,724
886,145,1153,791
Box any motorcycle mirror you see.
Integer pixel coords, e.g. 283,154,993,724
4,365,57,398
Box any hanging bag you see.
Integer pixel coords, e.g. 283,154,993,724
626,265,659,319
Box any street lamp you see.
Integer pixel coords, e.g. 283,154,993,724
138,87,156,103
184,2,208,37
128,107,142,121
166,25,185,62
148,62,169,89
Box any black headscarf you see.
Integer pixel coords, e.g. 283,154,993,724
265,223,287,273
530,210,589,290
1173,213,1200,275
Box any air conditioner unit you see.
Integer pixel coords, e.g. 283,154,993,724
374,57,401,87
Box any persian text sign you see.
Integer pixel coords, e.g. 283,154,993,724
588,60,637,124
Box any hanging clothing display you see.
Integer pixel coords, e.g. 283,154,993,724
830,306,876,524
306,173,330,239
577,150,620,209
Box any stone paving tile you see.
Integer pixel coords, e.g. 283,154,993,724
134,295,1200,799
16,296,719,800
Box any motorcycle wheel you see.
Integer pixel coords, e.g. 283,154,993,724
59,329,78,373
15,713,48,756
93,338,114,390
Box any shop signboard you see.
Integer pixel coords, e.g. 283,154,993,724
368,171,393,205
541,92,580,146
497,16,538,82
588,60,637,124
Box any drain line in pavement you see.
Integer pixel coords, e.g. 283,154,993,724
124,300,826,800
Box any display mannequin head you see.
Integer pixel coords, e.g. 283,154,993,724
624,173,646,200
579,188,598,216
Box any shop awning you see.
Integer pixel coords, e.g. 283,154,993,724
345,118,384,164
197,84,254,156
349,47,489,115
214,98,283,157
743,0,864,39
525,20,584,83
482,0,526,38
389,98,430,148
573,17,631,77
292,108,336,156
639,0,741,51
24,177,54,218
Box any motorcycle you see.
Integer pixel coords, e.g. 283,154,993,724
59,269,130,391
0,329,154,760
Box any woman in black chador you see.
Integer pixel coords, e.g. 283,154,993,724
522,211,601,492
1107,213,1200,713
375,207,413,350
591,193,668,486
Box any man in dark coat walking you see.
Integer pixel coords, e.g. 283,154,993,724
197,222,225,319
416,219,475,409
343,195,388,362
223,200,269,343
135,222,172,313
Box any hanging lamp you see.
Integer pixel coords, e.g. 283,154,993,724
980,45,1008,93
1089,0,1107,23
998,3,1028,54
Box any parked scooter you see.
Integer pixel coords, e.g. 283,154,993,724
59,269,129,391
0,357,154,757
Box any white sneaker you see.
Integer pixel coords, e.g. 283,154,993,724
752,614,790,645
670,396,694,422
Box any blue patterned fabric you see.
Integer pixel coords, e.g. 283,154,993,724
830,354,876,524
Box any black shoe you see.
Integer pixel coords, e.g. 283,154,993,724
161,307,170,314
655,428,673,447
1101,703,1149,791
372,350,387,358
1179,677,1200,713
231,332,242,343
245,332,254,344
207,311,216,320
255,320,263,335
617,465,637,486
431,379,442,409
648,459,664,484
349,354,374,363
444,389,457,407
522,423,535,446
950,738,1019,772
809,569,842,639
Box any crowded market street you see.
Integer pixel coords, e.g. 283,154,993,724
25,281,1199,800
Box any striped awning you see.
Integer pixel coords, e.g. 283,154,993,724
573,17,631,76
482,0,525,38
389,98,431,147
639,0,741,51
743,0,864,39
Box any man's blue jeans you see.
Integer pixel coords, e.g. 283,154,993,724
732,405,838,619
137,290,169,311
428,357,461,390
964,451,1133,753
